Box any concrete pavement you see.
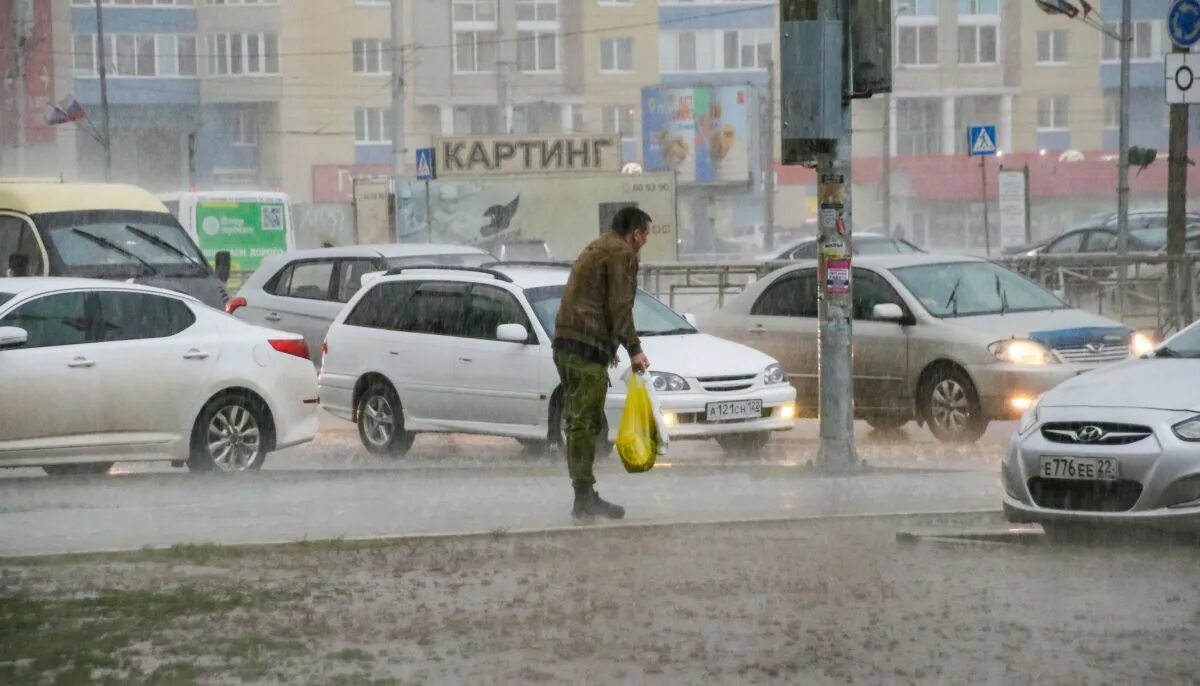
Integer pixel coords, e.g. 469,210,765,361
0,461,1001,557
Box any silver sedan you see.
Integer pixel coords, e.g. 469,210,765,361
1004,321,1200,532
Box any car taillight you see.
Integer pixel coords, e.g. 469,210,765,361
321,341,328,359
269,338,310,360
226,296,247,315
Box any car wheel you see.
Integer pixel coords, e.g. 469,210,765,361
921,366,987,444
188,393,272,472
716,432,771,455
864,414,909,432
42,463,113,477
357,381,414,457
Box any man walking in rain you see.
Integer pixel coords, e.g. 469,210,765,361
554,207,652,521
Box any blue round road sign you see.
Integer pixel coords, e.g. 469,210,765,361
1170,0,1200,49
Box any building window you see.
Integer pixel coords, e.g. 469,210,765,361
357,0,389,5
1103,92,1119,129
453,0,497,23
602,105,635,138
896,98,942,156
1036,30,1068,64
207,0,278,5
453,106,501,135
73,33,196,77
208,32,279,75
72,0,195,5
897,2,938,68
516,0,558,22
957,0,998,66
454,31,496,73
355,108,391,144
958,0,998,14
1103,21,1163,62
353,38,388,74
598,0,631,5
898,0,937,17
600,37,633,72
512,103,560,134
722,29,771,70
232,109,257,147
518,32,558,72
1037,96,1069,131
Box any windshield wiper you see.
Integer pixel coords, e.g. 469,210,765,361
638,328,697,337
123,225,207,273
71,229,157,276
944,276,963,317
994,274,1009,315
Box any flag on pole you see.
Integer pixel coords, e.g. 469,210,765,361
1079,0,1095,18
1033,0,1080,18
45,95,86,126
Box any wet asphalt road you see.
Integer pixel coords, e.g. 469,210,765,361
0,416,1015,556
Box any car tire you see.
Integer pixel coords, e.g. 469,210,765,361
921,366,987,444
864,414,909,432
716,432,771,455
42,463,113,477
188,392,272,472
357,381,414,457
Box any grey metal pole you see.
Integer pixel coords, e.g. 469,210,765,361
398,0,412,238
980,155,991,256
1167,43,1190,332
95,0,112,180
1115,0,1132,319
882,92,892,243
13,0,28,175
764,57,776,251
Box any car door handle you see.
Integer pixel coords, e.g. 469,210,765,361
459,357,473,363
749,325,767,334
264,313,282,323
68,357,95,368
183,350,211,360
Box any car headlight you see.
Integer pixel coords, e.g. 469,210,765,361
649,371,689,392
989,339,1057,365
1173,415,1200,442
763,363,787,385
1018,396,1042,435
1131,332,1156,358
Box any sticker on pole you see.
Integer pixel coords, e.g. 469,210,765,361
826,259,851,295
967,126,997,157
1170,0,1200,49
415,147,436,180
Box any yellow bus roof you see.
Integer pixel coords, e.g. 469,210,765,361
0,181,169,215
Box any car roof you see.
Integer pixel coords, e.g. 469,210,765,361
0,181,168,214
376,264,571,290
0,277,200,301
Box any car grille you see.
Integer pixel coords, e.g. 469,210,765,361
1040,422,1153,446
1027,477,1143,512
1053,344,1129,364
696,374,757,393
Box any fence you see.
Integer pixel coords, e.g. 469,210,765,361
641,254,1200,336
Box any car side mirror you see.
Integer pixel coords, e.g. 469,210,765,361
496,323,530,343
214,250,232,283
0,326,29,350
683,313,698,327
873,303,906,323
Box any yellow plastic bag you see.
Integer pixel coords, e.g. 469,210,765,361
616,372,669,473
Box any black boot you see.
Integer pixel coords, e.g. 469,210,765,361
572,484,625,521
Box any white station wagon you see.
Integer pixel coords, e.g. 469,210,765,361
318,265,797,456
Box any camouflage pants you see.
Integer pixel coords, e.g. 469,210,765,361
553,349,609,487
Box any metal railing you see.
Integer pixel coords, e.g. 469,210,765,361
641,254,1200,335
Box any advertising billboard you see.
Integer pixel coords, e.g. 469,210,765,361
398,172,677,262
641,85,753,185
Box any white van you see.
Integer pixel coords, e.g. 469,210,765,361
159,191,295,284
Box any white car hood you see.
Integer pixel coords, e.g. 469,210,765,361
618,332,777,379
952,309,1128,345
1042,359,1200,412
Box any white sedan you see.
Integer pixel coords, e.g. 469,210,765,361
0,278,319,475
318,264,796,456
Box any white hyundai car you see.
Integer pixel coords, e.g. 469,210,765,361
318,265,797,456
0,278,319,475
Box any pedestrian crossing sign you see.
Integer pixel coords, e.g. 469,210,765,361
967,125,997,157
416,147,436,180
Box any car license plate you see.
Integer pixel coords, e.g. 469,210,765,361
1039,456,1120,481
706,400,762,422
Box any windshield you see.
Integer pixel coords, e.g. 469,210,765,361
892,261,1065,318
498,243,551,262
0,292,12,308
36,210,209,278
525,285,696,338
386,253,491,269
858,238,922,255
1159,323,1200,358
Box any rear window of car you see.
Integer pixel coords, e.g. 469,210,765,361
0,292,13,308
